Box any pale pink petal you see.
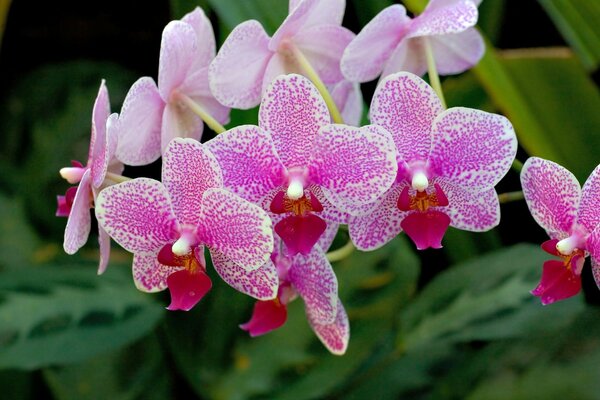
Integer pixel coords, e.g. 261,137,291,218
348,184,409,251
240,299,288,336
318,222,339,252
340,5,409,82
97,226,110,275
212,250,278,300
577,164,600,233
531,259,581,305
435,177,500,231
158,21,197,100
408,0,478,38
167,269,212,311
181,7,216,67
520,157,580,238
161,138,223,226
209,20,272,109
275,214,327,256
261,52,301,96
380,37,428,78
132,253,180,293
205,125,286,204
310,124,397,215
100,113,123,182
160,103,203,153
197,188,273,270
330,80,363,127
429,28,485,75
288,247,337,324
95,178,180,254
426,0,482,10
370,72,443,163
270,0,345,50
293,24,355,84
116,77,164,166
401,210,450,250
90,80,111,188
64,169,92,254
259,74,330,168
179,66,231,126
429,107,517,191
289,0,301,11
307,298,349,355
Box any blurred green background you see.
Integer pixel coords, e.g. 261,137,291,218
0,0,599,399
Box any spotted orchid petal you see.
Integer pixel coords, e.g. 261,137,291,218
309,185,351,224
340,5,409,83
240,299,288,337
370,72,443,164
197,188,273,271
307,298,349,355
521,157,581,239
97,227,111,275
116,77,164,165
205,125,286,204
428,28,484,75
589,227,600,288
330,80,363,127
318,222,339,252
408,0,478,38
158,21,197,101
429,107,517,191
64,169,93,255
95,178,180,255
209,20,272,109
380,37,428,78
531,259,581,305
181,7,216,69
288,247,338,324
348,185,409,251
260,74,330,168
89,80,111,188
310,124,398,216
167,269,212,311
132,253,181,293
577,164,600,233
211,250,279,300
162,138,223,226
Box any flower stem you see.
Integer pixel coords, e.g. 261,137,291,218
423,37,447,109
511,159,524,173
105,172,131,183
498,190,524,204
287,41,345,124
178,93,226,134
326,239,355,263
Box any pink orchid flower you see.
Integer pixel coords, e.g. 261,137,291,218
348,72,516,251
341,0,484,83
115,7,230,166
206,74,397,256
95,138,277,311
329,79,363,127
521,157,600,305
240,233,349,355
57,80,123,274
208,0,354,109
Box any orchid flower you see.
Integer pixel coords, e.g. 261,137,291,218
57,80,123,274
240,230,349,355
208,0,354,111
348,72,516,251
115,7,230,166
206,74,397,256
95,138,277,311
341,0,484,83
521,158,600,305
329,79,363,127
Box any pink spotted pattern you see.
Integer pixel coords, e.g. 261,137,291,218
133,253,180,293
212,250,278,300
308,298,349,355
577,164,600,233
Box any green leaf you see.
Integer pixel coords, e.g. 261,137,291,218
0,194,40,270
538,0,600,71
207,0,287,34
0,262,163,370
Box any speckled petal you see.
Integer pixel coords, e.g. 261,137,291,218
288,247,337,324
160,102,203,153
116,77,164,166
430,107,516,191
381,37,428,78
212,250,278,300
348,184,408,251
209,20,272,109
429,28,484,75
318,222,339,252
64,169,92,254
259,74,330,168
181,7,216,67
307,298,349,355
205,125,286,204
588,226,600,288
577,164,600,233
158,21,197,100
408,0,478,38
434,177,500,232
370,72,443,163
330,80,363,127
162,138,223,226
97,226,111,275
90,80,111,188
310,185,351,224
520,157,580,238
310,124,398,215
197,188,273,271
95,178,180,255
133,253,180,293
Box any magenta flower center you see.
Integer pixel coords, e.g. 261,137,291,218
397,183,449,212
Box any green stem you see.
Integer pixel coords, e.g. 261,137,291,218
498,190,524,204
105,172,131,184
326,240,355,263
286,41,345,124
511,158,524,173
178,93,227,134
423,37,447,109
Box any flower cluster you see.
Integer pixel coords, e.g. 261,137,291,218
55,0,597,355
